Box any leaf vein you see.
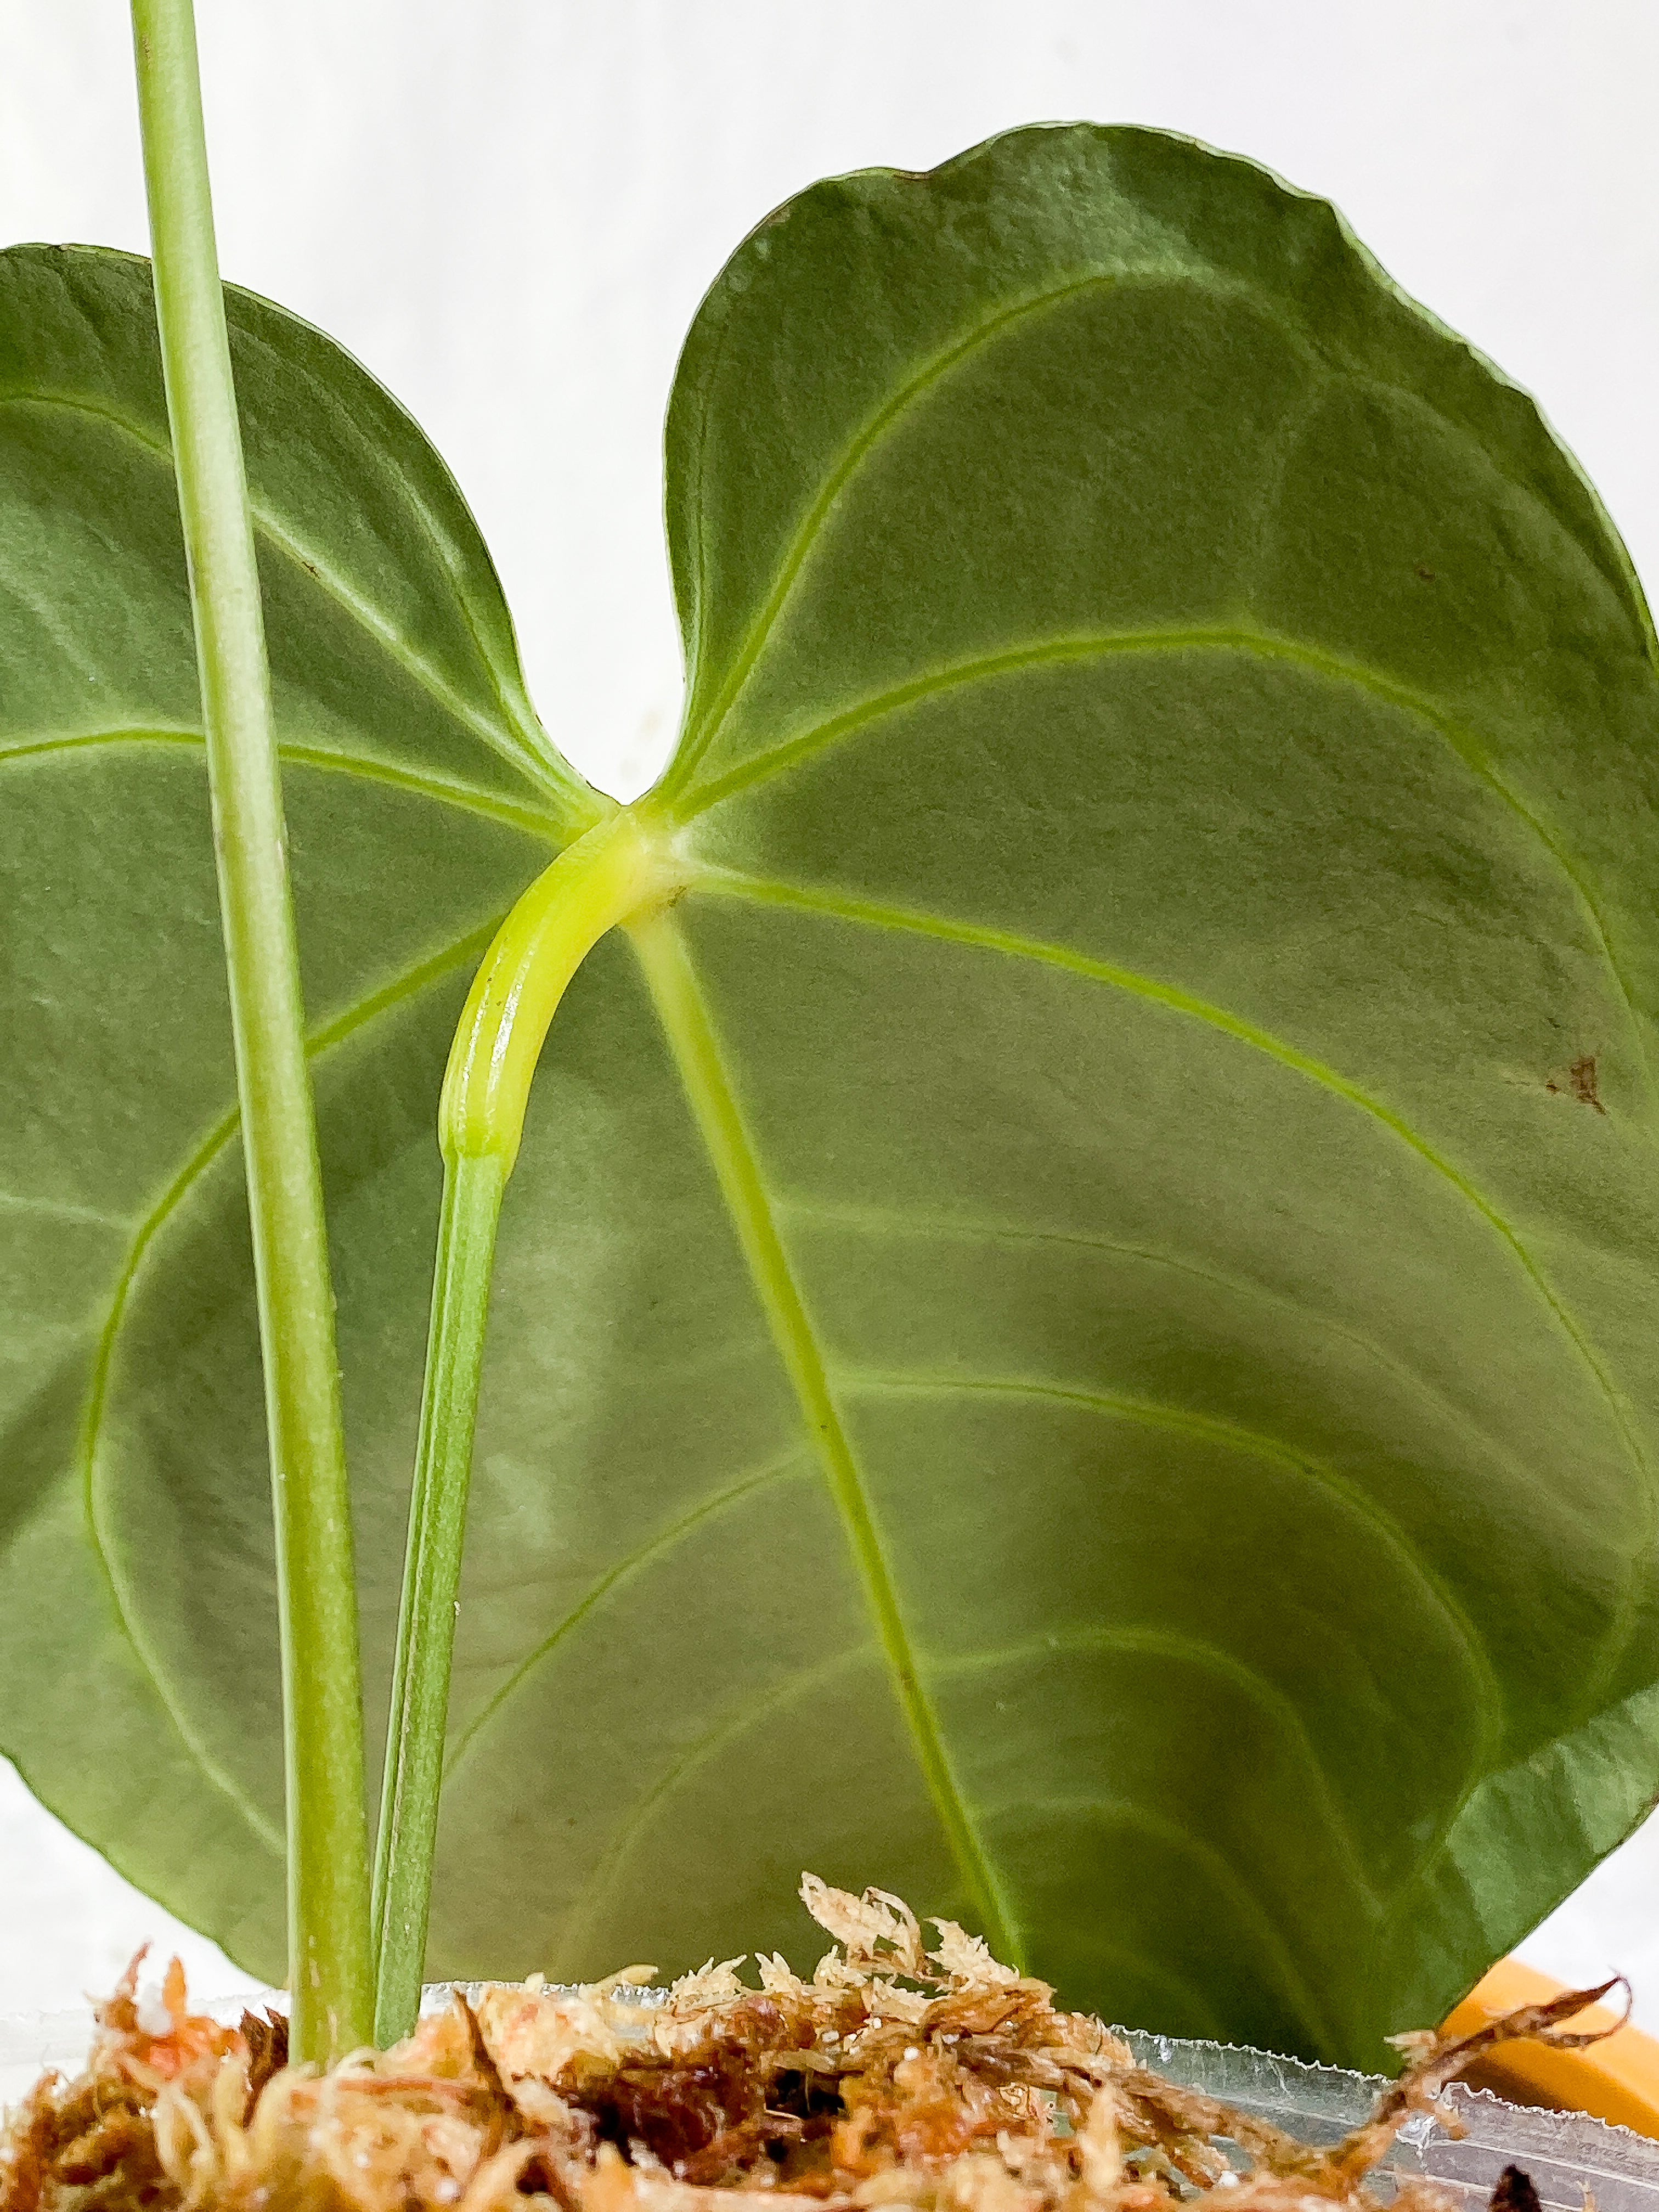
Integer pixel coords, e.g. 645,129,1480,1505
701,862,1652,1689
76,910,506,1856
933,1623,1382,1920
661,271,1118,795
676,621,1649,1091
0,386,601,832
780,1194,1546,1499
0,1189,131,1231
975,1791,1335,2056
848,1367,1502,1753
628,907,1021,1958
1,724,565,841
553,1648,868,1968
675,623,1654,1145
442,1449,811,1782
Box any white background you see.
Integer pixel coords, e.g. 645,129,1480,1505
2,0,1659,2025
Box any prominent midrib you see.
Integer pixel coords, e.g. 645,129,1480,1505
76,908,509,1856
778,1193,1547,1500
627,906,1021,1960
695,865,1653,1707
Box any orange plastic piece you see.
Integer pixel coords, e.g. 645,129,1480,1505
1440,1957,1659,2138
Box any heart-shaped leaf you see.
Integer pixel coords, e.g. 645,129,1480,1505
5,126,1658,2069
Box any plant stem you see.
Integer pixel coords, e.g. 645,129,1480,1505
371,1150,504,2048
373,807,676,2042
129,0,374,2063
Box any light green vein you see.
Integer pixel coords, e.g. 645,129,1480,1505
932,1624,1384,1918
845,1367,1500,1754
0,386,604,834
976,1792,1335,2058
442,1449,810,1783
278,744,563,840
675,629,1200,817
662,270,1119,798
1368,1673,1659,1957
778,1194,1549,1503
79,909,506,1857
671,622,1652,1119
697,863,1654,1702
554,1647,868,1970
228,302,557,768
946,1619,1389,1928
627,906,1020,1962
2,723,565,841
778,1203,1557,1513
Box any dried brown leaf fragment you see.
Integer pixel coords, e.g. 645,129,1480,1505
0,1885,1628,2212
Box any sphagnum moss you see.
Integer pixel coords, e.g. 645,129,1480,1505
0,1879,1620,2212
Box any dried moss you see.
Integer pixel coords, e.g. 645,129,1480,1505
0,1877,1618,2212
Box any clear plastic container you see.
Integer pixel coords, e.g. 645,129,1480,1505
1124,2031,1659,2210
7,1995,1659,2209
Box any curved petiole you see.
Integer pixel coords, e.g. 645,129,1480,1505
371,804,683,2044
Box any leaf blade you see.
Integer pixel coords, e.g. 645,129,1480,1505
9,123,1659,2072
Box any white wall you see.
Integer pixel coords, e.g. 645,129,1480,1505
8,0,1659,803
3,0,1658,2023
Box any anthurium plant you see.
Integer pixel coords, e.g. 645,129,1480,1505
4,0,1658,2076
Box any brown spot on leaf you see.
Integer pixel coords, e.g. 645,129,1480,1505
1414,563,1437,581
1570,1054,1606,1114
1545,1056,1606,1113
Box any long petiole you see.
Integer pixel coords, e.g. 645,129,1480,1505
372,806,678,2042
370,1149,504,2047
129,0,375,2063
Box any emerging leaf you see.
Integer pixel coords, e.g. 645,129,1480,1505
4,127,1658,2068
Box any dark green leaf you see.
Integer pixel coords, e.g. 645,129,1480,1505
5,128,1659,2069
0,245,587,1970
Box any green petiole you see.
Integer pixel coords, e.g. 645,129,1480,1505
129,0,374,2063
372,804,684,2044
